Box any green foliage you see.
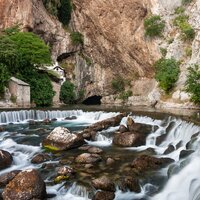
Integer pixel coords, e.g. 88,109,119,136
111,76,125,93
43,0,72,25
70,32,83,45
60,81,76,104
185,47,192,57
144,15,165,37
0,28,54,105
0,64,10,94
182,0,193,5
19,69,55,107
173,14,195,40
118,90,132,101
58,0,72,25
160,48,167,57
174,6,185,14
155,58,180,92
9,32,51,66
185,65,200,104
0,31,51,74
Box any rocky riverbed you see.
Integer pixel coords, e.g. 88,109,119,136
0,109,199,200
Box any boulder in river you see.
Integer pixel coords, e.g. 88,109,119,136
131,155,174,174
88,147,103,154
92,191,115,200
163,145,175,155
92,176,115,192
2,169,46,200
31,153,51,164
0,150,13,170
0,170,21,187
113,132,146,147
85,113,125,132
75,153,102,164
57,166,75,176
119,176,141,193
42,127,85,151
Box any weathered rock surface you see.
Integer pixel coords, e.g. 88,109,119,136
92,191,115,200
131,155,174,174
57,166,74,176
92,176,115,192
0,0,74,61
2,169,46,200
31,153,51,164
0,170,21,187
75,153,102,164
0,150,13,170
88,147,103,154
42,127,84,151
113,132,146,147
119,176,141,193
73,0,158,78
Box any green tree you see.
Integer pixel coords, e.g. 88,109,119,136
60,80,76,104
0,64,10,94
155,58,180,92
144,15,165,37
58,0,72,25
185,65,200,104
19,69,55,106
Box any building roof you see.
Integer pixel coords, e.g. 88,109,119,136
10,77,29,86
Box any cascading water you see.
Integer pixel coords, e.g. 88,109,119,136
0,110,118,124
1,109,200,200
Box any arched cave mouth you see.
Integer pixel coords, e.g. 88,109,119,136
82,95,102,105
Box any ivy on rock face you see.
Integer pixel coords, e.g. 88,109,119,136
0,64,10,95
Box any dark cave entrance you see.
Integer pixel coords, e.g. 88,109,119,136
82,95,102,105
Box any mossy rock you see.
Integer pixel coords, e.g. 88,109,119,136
54,175,69,184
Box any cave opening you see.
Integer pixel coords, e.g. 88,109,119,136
82,95,102,105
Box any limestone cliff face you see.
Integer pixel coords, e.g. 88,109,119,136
72,0,158,78
0,0,74,60
1,0,199,108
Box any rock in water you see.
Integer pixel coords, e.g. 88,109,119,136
0,170,21,187
31,153,51,164
75,153,102,164
92,176,115,192
92,191,115,200
2,169,46,200
42,127,84,151
0,150,13,170
131,155,174,174
113,132,146,147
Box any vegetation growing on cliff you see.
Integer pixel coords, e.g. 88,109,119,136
70,32,84,45
185,65,200,104
42,0,72,25
60,80,76,104
0,28,55,106
0,64,10,95
144,15,165,37
155,58,180,92
173,14,195,40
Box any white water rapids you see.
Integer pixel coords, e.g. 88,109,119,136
0,110,200,199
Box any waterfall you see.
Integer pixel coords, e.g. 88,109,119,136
0,110,119,124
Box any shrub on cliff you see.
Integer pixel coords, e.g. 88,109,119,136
43,0,72,25
70,32,84,45
144,15,165,37
155,58,180,92
185,65,200,104
111,76,125,93
173,14,195,40
60,81,76,104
